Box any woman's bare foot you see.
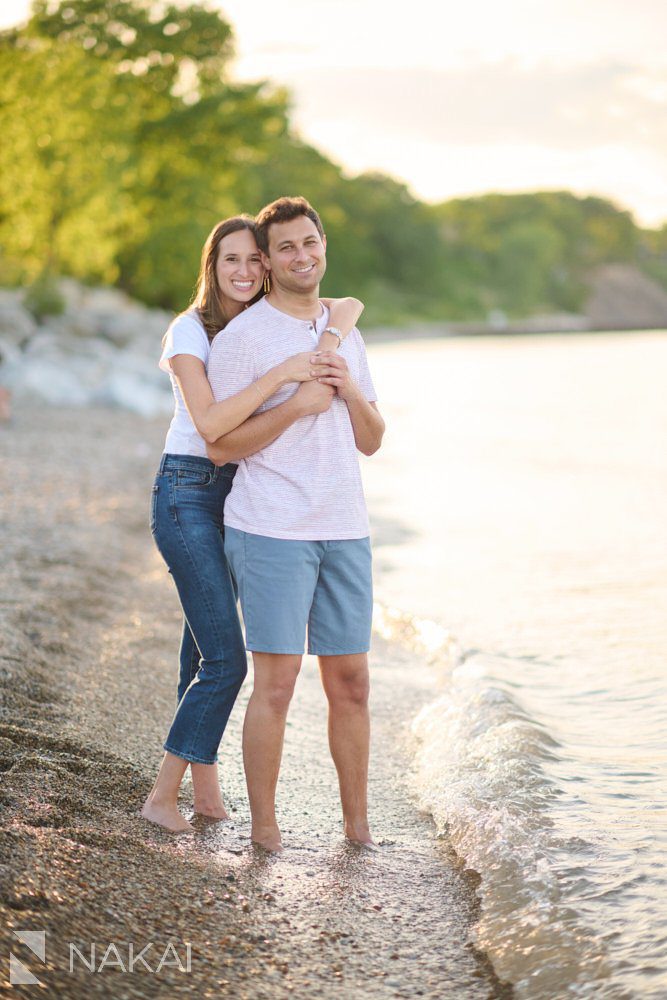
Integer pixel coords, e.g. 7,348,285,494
193,800,229,821
251,823,283,853
140,798,193,833
191,763,228,820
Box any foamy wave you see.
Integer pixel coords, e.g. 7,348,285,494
373,605,616,998
413,657,613,994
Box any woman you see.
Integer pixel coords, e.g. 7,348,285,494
141,215,363,831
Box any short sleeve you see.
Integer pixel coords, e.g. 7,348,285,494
207,326,257,402
351,329,377,402
159,312,210,373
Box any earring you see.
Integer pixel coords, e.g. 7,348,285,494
263,274,271,294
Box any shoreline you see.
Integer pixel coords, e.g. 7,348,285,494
0,402,512,998
364,319,667,342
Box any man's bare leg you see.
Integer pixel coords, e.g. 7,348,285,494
318,653,373,844
242,652,301,851
141,752,192,832
191,763,229,820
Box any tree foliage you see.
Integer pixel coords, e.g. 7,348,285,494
0,1,663,320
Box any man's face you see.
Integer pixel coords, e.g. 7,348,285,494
263,216,327,295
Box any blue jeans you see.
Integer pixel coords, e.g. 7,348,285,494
150,453,247,765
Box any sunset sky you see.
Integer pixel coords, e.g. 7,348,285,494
4,0,667,225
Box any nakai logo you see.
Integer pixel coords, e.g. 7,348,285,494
10,930,46,986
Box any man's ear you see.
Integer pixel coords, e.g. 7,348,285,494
321,233,327,250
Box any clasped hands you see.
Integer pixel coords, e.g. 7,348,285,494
279,350,357,414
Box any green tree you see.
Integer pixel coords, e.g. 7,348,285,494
0,0,289,307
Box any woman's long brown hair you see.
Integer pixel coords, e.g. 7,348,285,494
191,215,263,341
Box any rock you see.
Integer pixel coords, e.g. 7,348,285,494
12,359,94,407
0,280,174,415
0,301,37,346
99,310,158,349
0,335,22,368
95,367,173,417
57,279,131,315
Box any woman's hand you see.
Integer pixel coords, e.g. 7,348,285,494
277,350,322,386
294,379,335,415
313,351,359,402
319,297,364,348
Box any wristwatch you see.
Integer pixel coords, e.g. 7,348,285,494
324,326,343,347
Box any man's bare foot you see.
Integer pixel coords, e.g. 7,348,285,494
251,824,283,853
140,799,193,832
193,800,229,821
344,821,376,847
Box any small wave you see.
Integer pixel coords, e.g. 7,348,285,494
373,604,619,998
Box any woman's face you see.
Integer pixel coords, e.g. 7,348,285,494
215,228,264,308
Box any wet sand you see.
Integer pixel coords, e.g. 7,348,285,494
0,401,511,999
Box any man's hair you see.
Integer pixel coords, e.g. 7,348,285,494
255,196,324,254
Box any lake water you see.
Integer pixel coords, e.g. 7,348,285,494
363,331,667,998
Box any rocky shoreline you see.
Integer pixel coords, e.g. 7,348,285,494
0,281,174,417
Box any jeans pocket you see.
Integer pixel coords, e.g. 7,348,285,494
175,469,213,489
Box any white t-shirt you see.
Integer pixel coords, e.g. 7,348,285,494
159,310,210,457
207,297,377,541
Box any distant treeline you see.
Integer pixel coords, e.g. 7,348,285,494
3,0,667,323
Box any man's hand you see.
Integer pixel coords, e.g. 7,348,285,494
294,378,335,415
276,350,322,386
312,351,358,401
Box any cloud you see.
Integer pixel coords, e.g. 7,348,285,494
286,60,667,155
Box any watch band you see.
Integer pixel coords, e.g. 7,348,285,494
324,326,343,347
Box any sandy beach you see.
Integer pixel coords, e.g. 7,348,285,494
0,400,511,998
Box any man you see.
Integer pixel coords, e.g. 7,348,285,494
206,197,384,851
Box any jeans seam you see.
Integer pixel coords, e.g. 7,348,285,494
170,511,228,759
188,631,200,688
169,507,245,760
240,530,250,644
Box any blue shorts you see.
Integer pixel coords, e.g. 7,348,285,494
224,527,373,656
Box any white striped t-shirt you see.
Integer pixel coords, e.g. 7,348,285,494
207,297,377,540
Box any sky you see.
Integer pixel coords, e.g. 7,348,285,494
4,0,667,225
